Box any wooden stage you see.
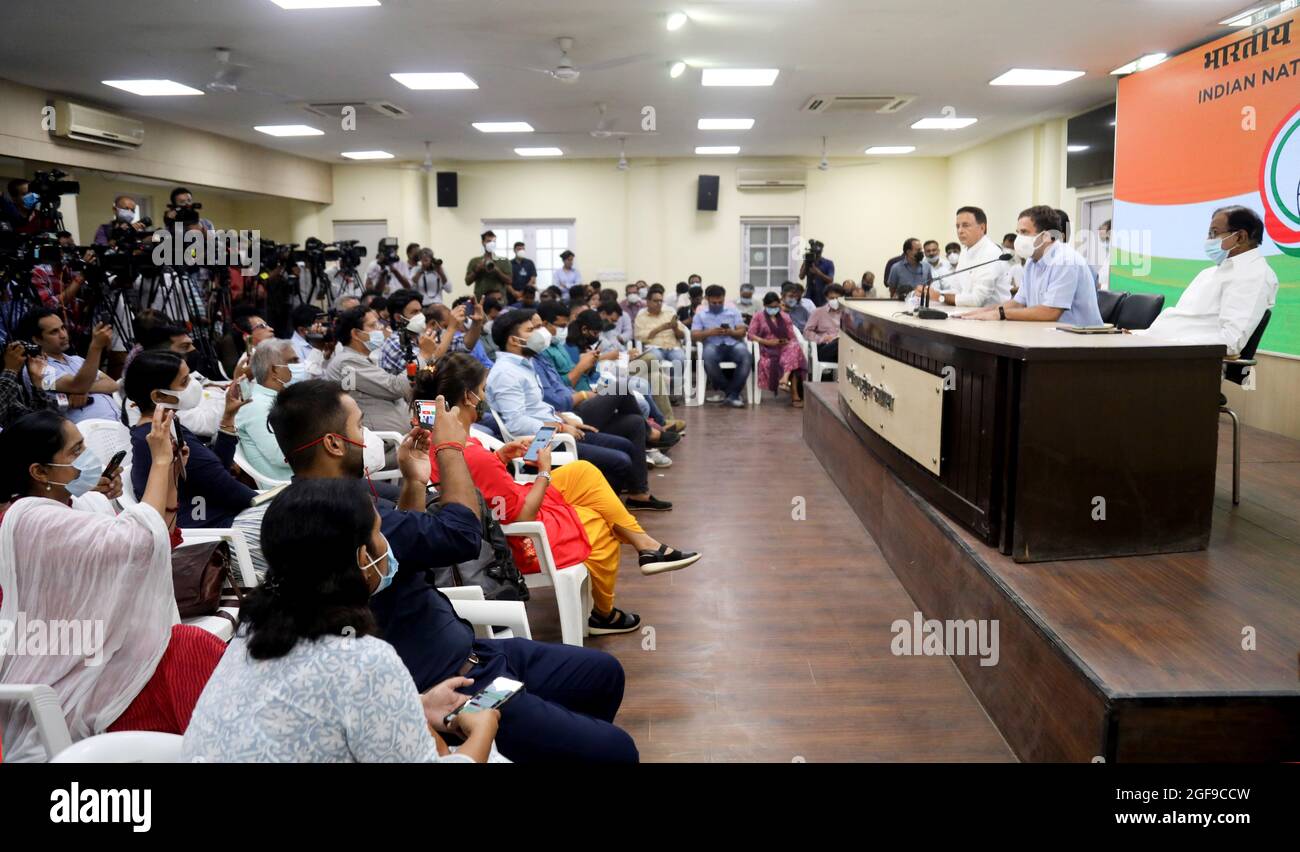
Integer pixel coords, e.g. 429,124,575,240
805,382,1300,762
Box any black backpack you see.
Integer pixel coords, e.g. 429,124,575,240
427,492,529,602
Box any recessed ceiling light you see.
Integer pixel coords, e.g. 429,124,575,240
515,147,563,157
269,0,380,8
390,72,478,90
667,11,688,31
1111,53,1167,75
911,116,978,130
102,79,203,96
698,118,755,130
1067,145,1091,153
341,150,394,159
473,121,535,133
254,124,324,137
701,68,780,87
989,68,1085,86
865,146,915,155
695,146,740,155
669,61,687,79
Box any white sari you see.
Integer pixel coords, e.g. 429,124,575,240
0,498,177,762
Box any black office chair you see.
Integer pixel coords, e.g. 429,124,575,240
1095,290,1127,325
1220,309,1272,506
1113,293,1165,330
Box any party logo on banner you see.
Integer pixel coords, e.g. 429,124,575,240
1262,103,1300,257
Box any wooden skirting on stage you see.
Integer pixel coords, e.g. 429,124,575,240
805,382,1300,762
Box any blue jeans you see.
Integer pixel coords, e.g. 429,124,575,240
466,638,638,763
644,346,686,395
703,340,752,400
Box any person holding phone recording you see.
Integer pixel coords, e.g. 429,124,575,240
420,355,700,636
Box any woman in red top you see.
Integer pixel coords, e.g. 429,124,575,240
418,355,701,635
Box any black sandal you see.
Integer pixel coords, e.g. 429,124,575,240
638,544,701,576
587,607,642,635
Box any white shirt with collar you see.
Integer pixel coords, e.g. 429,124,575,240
1143,247,1277,357
943,236,1011,307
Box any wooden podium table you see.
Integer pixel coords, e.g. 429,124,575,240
837,300,1225,561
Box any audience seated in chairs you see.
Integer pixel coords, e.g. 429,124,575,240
125,312,228,438
567,309,677,440
634,283,689,406
228,379,640,762
488,309,671,510
421,355,700,637
183,478,504,763
692,285,753,408
123,351,256,529
0,409,225,762
234,338,302,482
804,282,846,369
322,305,413,435
750,292,808,408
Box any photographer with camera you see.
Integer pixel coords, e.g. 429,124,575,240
365,238,412,295
93,195,148,245
410,247,451,306
162,187,213,230
465,230,512,299
1,179,39,234
378,289,445,376
29,231,89,313
0,340,60,428
14,308,118,423
798,239,835,307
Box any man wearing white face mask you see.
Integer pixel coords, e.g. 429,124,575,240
961,206,1102,326
235,339,304,482
803,283,847,365
323,305,413,435
1143,206,1276,357
93,194,146,246
466,230,512,300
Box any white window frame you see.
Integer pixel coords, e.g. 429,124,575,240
481,219,576,291
741,218,800,301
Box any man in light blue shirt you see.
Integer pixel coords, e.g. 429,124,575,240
554,251,581,289
235,338,300,482
691,285,752,408
961,205,1101,327
18,309,119,423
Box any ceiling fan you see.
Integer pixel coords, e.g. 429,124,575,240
813,136,882,171
398,141,435,174
526,37,651,84
203,48,289,98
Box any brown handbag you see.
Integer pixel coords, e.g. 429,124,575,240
171,540,246,627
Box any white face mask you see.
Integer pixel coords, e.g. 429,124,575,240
404,312,427,336
925,254,940,265
827,298,840,310
484,241,497,254
627,293,641,304
115,206,135,222
523,326,552,354
1013,233,1040,260
515,249,525,258
157,376,203,411
948,252,960,265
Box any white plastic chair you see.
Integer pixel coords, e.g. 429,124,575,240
501,521,591,646
797,325,837,383
691,341,758,406
486,408,580,455
368,430,410,482
233,442,287,490
178,527,259,642
441,585,533,640
77,418,137,508
51,731,184,763
0,684,73,761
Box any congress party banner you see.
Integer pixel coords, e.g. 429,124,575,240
1113,8,1299,355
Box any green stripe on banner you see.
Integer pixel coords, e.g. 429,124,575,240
1109,255,1300,357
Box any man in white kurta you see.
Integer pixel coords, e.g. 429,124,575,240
921,207,1011,308
1143,208,1277,357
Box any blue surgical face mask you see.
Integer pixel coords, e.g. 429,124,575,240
783,298,797,308
362,534,399,596
22,192,39,209
365,329,385,351
708,304,723,314
1204,232,1238,265
764,306,780,316
47,448,104,498
554,326,568,345
285,363,307,386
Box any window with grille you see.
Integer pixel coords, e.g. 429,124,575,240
481,220,575,290
741,219,800,299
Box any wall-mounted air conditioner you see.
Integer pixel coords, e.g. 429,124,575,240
51,100,145,150
736,167,806,190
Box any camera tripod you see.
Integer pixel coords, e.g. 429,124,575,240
145,264,222,377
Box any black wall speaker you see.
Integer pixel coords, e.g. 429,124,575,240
435,171,458,208
697,174,720,211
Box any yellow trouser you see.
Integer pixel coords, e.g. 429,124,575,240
550,461,645,615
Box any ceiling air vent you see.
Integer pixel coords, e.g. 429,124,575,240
800,95,915,114
301,100,410,119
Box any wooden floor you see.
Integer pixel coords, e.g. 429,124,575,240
522,393,1015,763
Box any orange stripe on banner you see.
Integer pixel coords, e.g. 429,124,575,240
1115,8,1300,206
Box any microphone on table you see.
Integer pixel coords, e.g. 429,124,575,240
912,252,1015,320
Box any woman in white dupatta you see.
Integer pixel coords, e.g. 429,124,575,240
0,408,188,762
